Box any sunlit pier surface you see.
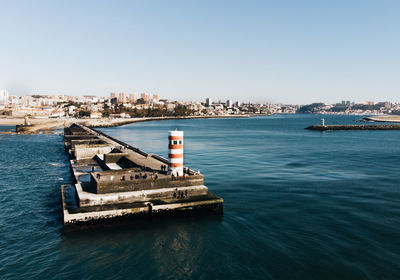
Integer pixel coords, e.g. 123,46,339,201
61,124,223,232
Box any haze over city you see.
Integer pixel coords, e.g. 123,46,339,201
1,0,400,103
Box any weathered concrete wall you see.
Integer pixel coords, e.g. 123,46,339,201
71,139,106,150
104,153,128,164
90,171,204,194
74,144,113,160
97,177,204,193
64,135,99,144
62,187,223,232
77,185,209,207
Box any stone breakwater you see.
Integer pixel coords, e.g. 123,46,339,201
61,123,223,231
9,115,250,134
306,124,400,131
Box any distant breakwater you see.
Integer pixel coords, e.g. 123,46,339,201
306,124,400,131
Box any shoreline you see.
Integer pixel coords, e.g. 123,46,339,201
85,114,251,128
0,114,263,134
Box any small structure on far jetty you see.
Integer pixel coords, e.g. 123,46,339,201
61,123,223,231
15,115,33,132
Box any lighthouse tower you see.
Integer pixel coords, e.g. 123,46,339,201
168,130,184,176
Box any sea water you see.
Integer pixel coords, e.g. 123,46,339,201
0,115,399,279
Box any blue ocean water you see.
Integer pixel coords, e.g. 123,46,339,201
0,115,399,279
0,125,15,132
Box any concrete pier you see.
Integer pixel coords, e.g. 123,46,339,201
61,124,223,231
306,124,400,131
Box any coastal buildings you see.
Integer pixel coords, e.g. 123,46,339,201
1,88,398,118
0,90,9,105
297,101,395,115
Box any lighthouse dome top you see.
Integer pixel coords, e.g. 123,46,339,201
168,130,183,137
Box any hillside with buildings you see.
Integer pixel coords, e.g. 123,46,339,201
0,90,295,120
2,89,398,120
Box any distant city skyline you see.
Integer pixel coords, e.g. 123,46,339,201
1,89,397,106
1,0,400,104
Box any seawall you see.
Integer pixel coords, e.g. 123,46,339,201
306,124,400,131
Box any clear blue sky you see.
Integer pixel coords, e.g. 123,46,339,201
1,0,399,104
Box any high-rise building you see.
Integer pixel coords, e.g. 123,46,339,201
129,93,137,103
118,92,127,103
0,90,9,105
141,93,148,103
23,96,29,107
110,92,117,99
205,98,212,107
226,100,232,108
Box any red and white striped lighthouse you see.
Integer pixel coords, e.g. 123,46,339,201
168,130,184,176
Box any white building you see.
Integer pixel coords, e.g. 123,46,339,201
206,98,212,107
226,100,232,108
0,90,9,105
